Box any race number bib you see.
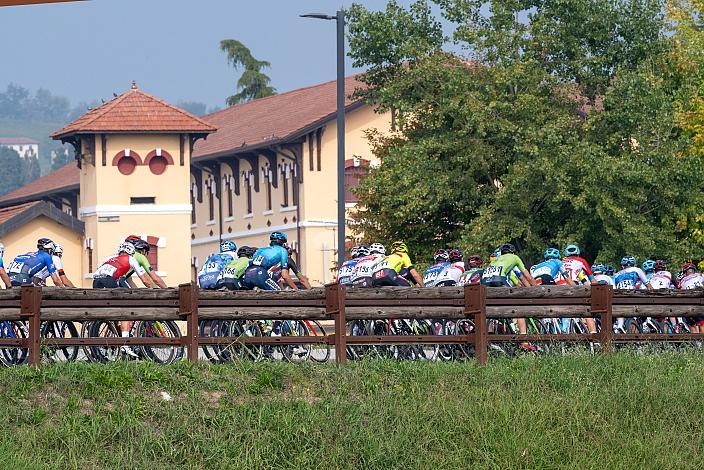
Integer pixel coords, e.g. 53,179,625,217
253,255,264,267
204,261,221,273
94,264,118,278
6,261,24,274
483,265,502,278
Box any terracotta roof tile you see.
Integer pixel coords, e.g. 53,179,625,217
51,84,217,138
0,201,41,225
0,163,79,206
0,137,39,145
193,75,364,159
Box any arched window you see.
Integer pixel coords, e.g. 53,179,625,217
145,148,174,175
112,149,143,175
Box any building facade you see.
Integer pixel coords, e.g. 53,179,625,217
0,137,39,158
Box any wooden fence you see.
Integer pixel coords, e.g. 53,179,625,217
0,283,703,366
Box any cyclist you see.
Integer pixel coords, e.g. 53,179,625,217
197,240,237,289
529,248,575,286
243,232,297,290
614,256,652,290
678,263,704,332
434,249,466,287
423,249,449,287
562,245,592,285
480,244,537,287
371,241,424,287
591,264,615,287
33,243,74,287
337,245,364,286
282,243,311,289
458,254,484,286
216,246,254,290
351,243,385,288
639,259,655,289
649,260,674,289
120,236,167,288
7,238,64,287
0,243,10,288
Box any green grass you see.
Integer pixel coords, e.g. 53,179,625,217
1,353,703,468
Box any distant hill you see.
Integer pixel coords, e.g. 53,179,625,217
0,118,69,175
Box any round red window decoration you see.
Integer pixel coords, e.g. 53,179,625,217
145,148,174,175
117,156,137,175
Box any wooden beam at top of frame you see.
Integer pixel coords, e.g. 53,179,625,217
0,0,85,6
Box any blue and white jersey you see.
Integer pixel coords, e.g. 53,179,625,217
7,251,56,277
198,253,235,289
338,258,361,285
251,245,289,271
530,259,569,282
423,262,449,287
614,267,650,290
592,274,615,287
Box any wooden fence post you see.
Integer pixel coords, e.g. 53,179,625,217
179,282,200,363
20,285,42,367
465,284,487,365
591,284,613,353
326,283,347,365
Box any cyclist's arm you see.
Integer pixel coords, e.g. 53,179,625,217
50,272,65,287
297,272,312,289
130,257,154,288
138,272,155,288
59,273,75,288
0,268,10,289
126,277,138,289
149,270,167,288
520,268,537,286
280,268,298,290
639,271,653,290
409,267,424,287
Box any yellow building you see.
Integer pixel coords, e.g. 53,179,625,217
0,77,390,287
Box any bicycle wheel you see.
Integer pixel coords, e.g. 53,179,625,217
80,321,98,362
41,321,79,363
88,320,121,363
139,320,183,364
306,320,331,363
199,320,222,364
280,320,311,362
0,321,28,366
225,320,263,361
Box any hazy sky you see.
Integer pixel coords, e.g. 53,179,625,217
0,0,426,109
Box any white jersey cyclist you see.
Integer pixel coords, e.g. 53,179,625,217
679,263,704,290
434,261,465,286
33,253,64,285
649,261,675,289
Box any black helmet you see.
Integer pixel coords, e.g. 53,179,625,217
37,237,53,250
237,246,255,258
499,243,516,255
132,239,150,252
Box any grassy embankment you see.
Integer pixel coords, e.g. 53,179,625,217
1,353,704,468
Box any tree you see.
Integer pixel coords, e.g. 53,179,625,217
220,39,276,105
348,0,703,265
0,147,27,196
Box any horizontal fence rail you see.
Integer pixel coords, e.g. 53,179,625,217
0,283,702,366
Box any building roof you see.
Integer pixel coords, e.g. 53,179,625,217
0,137,39,145
51,82,217,139
0,163,79,207
193,75,365,160
0,200,84,238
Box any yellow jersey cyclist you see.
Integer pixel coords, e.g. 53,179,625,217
371,241,425,287
119,236,167,288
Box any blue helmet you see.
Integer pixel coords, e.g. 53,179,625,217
564,244,580,257
270,231,287,245
642,259,655,272
220,240,237,253
544,248,560,260
604,265,615,276
492,247,501,258
593,264,606,274
621,256,637,267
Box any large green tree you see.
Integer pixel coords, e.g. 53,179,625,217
220,40,276,105
348,0,704,265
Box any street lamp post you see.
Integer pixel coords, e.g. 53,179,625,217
301,10,346,270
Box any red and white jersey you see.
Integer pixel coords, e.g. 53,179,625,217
649,271,674,289
679,273,704,290
434,261,466,285
94,254,145,280
563,256,592,283
352,254,382,281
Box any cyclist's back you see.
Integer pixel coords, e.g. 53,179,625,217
481,251,526,287
530,248,568,286
242,232,294,290
198,253,235,289
434,249,465,287
679,265,704,289
338,246,366,286
351,245,384,288
8,250,55,286
614,256,650,290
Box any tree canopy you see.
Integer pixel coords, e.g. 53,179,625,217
220,39,276,105
347,0,704,266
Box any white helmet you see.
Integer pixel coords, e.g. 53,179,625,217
43,241,57,254
118,242,135,255
53,244,64,255
369,243,386,255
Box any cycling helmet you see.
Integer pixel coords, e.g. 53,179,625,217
592,264,606,274
357,245,371,258
237,246,255,258
590,264,598,273
220,240,237,253
499,243,516,255
642,260,655,273
682,262,697,274
620,256,637,267
605,265,615,276
468,254,483,268
350,246,360,259
544,247,560,260
369,243,386,255
433,249,449,263
563,244,580,257
37,237,53,251
133,239,150,253
53,244,64,256
270,231,287,246
448,248,463,263
653,259,667,272
118,242,136,255
125,235,141,242
390,241,408,254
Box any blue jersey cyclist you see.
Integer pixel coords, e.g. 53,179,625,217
423,249,450,287
243,231,298,290
529,248,575,286
197,240,237,289
7,238,64,287
614,256,652,290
